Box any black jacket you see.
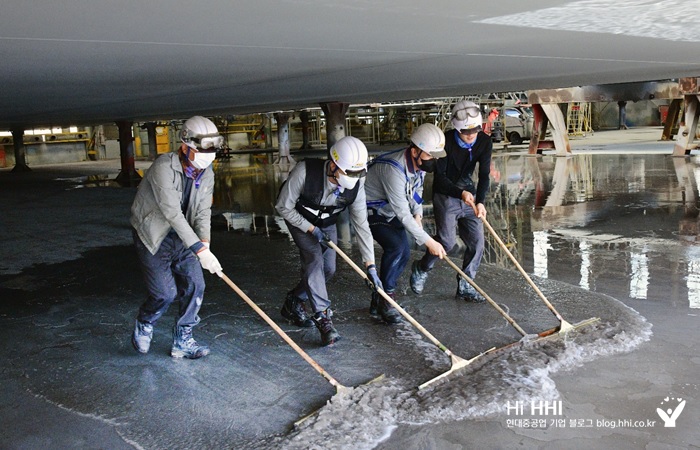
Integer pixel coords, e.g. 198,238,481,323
433,129,492,204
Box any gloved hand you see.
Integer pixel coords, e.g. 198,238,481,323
310,226,330,247
197,248,223,277
366,264,383,292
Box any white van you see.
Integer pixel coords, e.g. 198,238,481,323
503,106,534,145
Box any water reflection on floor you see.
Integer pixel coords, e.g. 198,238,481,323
213,153,700,311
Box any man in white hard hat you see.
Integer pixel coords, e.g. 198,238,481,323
364,123,447,323
130,115,224,359
276,136,382,346
410,101,491,302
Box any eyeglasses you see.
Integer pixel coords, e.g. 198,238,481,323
188,134,224,153
453,106,481,121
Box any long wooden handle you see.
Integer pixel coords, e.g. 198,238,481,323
219,272,345,390
442,256,527,336
326,241,457,357
481,217,565,323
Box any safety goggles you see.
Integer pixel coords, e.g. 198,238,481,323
187,133,224,153
453,105,481,121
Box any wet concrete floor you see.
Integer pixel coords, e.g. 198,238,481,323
0,127,698,449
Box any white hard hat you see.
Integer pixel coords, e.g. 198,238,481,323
410,123,446,158
451,100,483,133
181,116,224,152
330,136,368,174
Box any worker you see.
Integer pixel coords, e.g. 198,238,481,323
483,107,499,136
364,123,447,323
130,115,224,359
410,100,492,302
275,136,381,346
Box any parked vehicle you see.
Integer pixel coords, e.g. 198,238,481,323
503,106,534,145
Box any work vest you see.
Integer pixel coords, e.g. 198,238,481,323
294,158,359,227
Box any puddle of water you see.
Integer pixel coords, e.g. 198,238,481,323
56,173,140,188
214,153,700,310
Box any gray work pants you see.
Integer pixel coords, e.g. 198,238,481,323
133,229,204,328
419,192,485,279
286,222,338,314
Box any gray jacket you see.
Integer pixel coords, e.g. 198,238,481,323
131,152,214,255
276,160,375,263
364,148,430,245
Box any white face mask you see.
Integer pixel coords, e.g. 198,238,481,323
191,151,216,169
336,173,359,190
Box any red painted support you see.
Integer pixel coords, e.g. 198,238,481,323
529,104,553,154
115,120,141,187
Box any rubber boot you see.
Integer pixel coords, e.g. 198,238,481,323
312,309,340,346
171,325,210,359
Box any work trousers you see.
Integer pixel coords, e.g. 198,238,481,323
368,214,410,293
286,222,338,313
418,193,484,279
133,229,205,329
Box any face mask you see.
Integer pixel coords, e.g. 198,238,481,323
191,151,216,169
336,173,359,190
419,158,437,173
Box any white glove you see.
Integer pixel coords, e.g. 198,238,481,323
197,248,223,276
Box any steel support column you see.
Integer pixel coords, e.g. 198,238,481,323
299,110,312,150
273,112,294,164
142,122,158,161
617,101,628,130
662,98,683,141
673,94,700,156
115,120,141,187
264,114,273,149
320,101,349,152
528,104,571,156
320,101,350,243
11,128,31,172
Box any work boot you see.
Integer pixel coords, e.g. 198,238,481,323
376,291,402,324
456,277,486,303
369,292,379,316
312,309,340,346
410,260,430,294
171,325,210,359
281,292,314,328
132,320,153,354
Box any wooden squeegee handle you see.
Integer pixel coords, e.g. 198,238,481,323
481,217,565,323
220,272,344,389
326,241,456,356
442,256,527,336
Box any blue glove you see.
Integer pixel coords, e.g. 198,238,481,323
366,264,383,292
310,226,330,247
